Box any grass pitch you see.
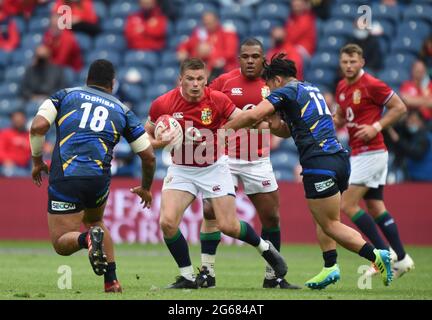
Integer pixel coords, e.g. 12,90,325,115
0,241,431,300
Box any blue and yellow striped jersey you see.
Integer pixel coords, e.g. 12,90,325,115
266,81,345,163
49,86,145,182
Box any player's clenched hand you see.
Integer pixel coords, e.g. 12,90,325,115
130,186,153,209
155,127,178,148
354,124,379,142
32,160,49,187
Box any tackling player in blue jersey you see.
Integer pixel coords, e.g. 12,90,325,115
224,54,394,288
29,60,156,293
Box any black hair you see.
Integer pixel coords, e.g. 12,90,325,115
86,59,115,88
240,38,264,52
262,53,297,81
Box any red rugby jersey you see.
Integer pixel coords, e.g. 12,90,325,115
209,69,271,161
335,70,394,155
148,87,236,167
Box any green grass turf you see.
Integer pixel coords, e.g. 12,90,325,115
0,241,431,300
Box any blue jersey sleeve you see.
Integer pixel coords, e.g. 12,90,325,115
49,89,69,110
123,110,146,143
266,86,297,113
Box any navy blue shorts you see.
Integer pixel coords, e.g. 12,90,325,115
48,177,110,214
301,151,351,199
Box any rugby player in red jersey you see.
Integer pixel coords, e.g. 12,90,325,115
196,38,299,289
144,58,288,289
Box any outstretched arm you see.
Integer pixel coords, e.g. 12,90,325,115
224,99,276,130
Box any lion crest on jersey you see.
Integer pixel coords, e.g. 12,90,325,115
261,86,271,99
353,89,362,104
201,107,212,125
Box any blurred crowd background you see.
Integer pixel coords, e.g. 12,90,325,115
0,0,431,183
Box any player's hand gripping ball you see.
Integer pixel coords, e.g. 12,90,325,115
154,115,183,149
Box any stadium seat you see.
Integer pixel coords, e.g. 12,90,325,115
160,51,180,67
0,98,21,116
0,50,11,69
117,66,153,85
93,1,108,18
134,100,153,119
0,115,10,129
120,83,145,104
102,17,125,33
323,19,354,37
317,35,347,52
272,169,295,181
144,83,171,101
249,19,284,37
377,68,410,88
304,68,337,90
21,33,43,50
221,19,248,38
396,20,431,41
86,50,121,66
254,35,272,52
371,3,401,25
124,51,159,69
391,36,423,54
220,5,253,22
335,0,367,4
119,83,146,104
256,2,290,21
11,49,34,65
13,16,27,34
404,4,432,24
384,53,417,70
63,67,76,87
181,2,217,19
168,34,190,50
309,51,339,70
279,138,299,154
74,33,93,52
109,2,139,18
0,83,19,98
94,33,126,52
375,19,395,41
4,65,26,83
271,150,299,171
25,100,41,118
175,18,199,35
33,2,52,17
28,17,50,33
330,3,358,20
153,66,179,86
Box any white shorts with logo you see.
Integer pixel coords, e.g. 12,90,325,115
349,150,388,188
228,157,278,195
162,156,235,199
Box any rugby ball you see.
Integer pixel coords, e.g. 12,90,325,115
154,115,183,149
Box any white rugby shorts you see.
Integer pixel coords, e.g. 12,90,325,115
349,150,388,188
162,156,235,199
228,157,278,194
